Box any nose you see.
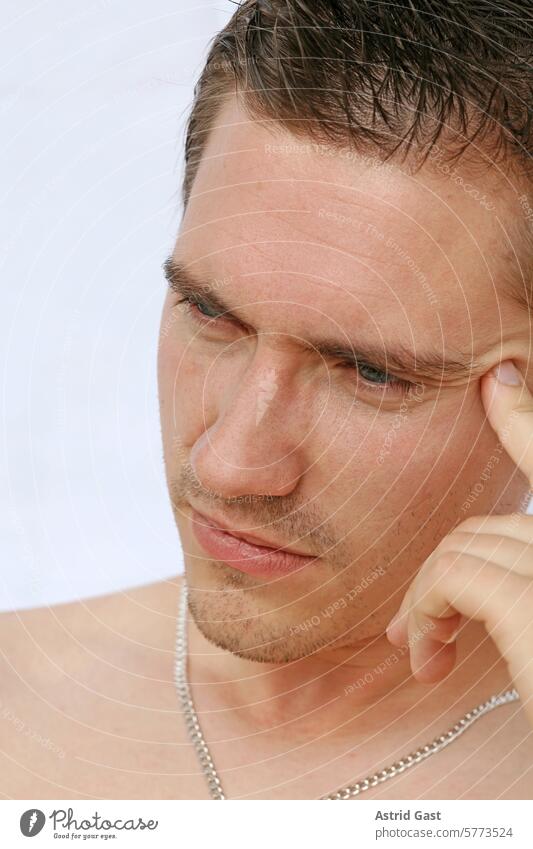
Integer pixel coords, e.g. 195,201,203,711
190,360,308,498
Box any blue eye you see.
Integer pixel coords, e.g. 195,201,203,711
193,298,221,319
178,295,223,321
357,362,391,384
342,359,414,395
178,293,416,398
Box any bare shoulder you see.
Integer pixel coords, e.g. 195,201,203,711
0,575,184,687
0,575,187,799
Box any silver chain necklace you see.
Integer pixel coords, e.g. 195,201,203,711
173,581,520,800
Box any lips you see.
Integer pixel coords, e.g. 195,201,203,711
189,507,317,578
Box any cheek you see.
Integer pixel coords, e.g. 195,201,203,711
311,401,456,516
364,396,493,517
314,402,425,476
372,406,472,490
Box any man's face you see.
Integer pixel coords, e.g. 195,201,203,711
158,97,530,662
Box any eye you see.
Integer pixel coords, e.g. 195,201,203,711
194,299,223,319
177,295,226,323
358,362,396,385
341,359,415,395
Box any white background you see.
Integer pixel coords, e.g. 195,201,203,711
3,3,531,613
0,1,233,611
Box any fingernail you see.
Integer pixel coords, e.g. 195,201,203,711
491,360,522,386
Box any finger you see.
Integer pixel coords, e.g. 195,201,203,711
416,554,533,709
385,584,415,643
409,551,529,645
408,610,459,683
480,360,533,487
455,513,533,544
386,600,461,646
431,532,533,577
400,554,526,684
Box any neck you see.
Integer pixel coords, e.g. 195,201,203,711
186,609,512,744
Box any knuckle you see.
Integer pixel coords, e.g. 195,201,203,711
437,530,472,555
430,550,462,580
454,516,484,534
431,530,468,558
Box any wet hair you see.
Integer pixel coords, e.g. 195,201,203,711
182,0,533,306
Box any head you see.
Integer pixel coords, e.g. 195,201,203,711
158,0,533,663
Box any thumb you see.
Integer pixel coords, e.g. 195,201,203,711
480,360,533,487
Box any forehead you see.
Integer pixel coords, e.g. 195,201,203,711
178,97,520,348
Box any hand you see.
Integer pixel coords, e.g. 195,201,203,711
385,359,533,729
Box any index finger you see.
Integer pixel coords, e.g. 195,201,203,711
480,359,533,488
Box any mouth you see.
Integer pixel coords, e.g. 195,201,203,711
188,506,318,578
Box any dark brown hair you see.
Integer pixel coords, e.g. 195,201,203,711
183,0,532,201
181,1,533,306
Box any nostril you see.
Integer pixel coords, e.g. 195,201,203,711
187,422,303,499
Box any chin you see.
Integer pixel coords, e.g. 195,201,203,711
184,563,354,664
188,601,331,663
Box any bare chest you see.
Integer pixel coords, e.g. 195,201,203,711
2,685,531,801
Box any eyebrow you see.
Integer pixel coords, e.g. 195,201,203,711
162,257,480,382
